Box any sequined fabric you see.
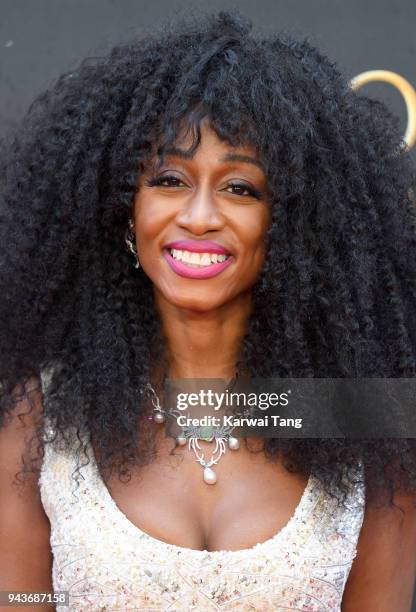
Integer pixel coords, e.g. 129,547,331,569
39,422,365,611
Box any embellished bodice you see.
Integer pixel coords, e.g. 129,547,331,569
38,418,365,611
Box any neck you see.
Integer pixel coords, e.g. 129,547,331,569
154,290,252,380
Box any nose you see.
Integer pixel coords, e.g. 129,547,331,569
175,186,225,235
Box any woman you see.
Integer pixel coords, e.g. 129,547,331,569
1,10,416,611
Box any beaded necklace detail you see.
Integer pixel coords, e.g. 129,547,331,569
145,382,240,485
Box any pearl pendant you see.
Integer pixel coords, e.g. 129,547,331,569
228,436,240,450
153,411,165,424
176,436,187,446
203,466,217,485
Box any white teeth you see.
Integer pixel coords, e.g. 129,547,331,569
168,249,230,267
200,253,211,266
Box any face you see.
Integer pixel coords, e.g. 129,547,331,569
132,120,271,312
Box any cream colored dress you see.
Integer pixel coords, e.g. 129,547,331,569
39,414,365,612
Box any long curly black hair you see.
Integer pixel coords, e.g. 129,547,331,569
1,10,416,508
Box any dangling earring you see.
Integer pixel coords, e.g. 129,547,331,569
125,218,140,269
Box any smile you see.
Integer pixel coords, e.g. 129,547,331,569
169,248,229,266
163,241,234,279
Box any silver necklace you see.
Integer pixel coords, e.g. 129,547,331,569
145,382,240,485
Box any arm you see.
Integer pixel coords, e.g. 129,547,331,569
342,491,416,611
0,378,54,611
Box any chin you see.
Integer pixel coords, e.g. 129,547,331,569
156,282,228,311
168,293,227,313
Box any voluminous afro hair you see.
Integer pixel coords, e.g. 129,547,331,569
1,10,416,507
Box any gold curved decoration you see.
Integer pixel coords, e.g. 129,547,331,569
350,70,416,150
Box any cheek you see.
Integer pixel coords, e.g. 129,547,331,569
133,195,169,246
231,216,269,290
134,202,154,234
239,211,270,257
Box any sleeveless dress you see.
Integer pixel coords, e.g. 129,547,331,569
38,412,366,612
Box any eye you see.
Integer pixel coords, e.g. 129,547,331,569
225,182,262,199
144,175,185,188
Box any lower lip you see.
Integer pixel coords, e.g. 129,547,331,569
163,250,234,279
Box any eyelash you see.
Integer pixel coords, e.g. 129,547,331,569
144,175,262,199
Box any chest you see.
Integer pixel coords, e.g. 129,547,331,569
41,436,363,611
101,436,310,552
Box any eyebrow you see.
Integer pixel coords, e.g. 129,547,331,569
161,147,265,172
221,153,265,171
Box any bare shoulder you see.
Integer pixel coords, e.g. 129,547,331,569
0,376,46,492
0,376,53,605
0,375,46,487
342,491,416,611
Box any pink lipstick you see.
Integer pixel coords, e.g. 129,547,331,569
162,239,234,280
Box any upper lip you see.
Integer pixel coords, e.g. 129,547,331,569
164,240,231,255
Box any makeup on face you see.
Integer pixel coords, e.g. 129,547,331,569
133,121,270,311
163,239,234,279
